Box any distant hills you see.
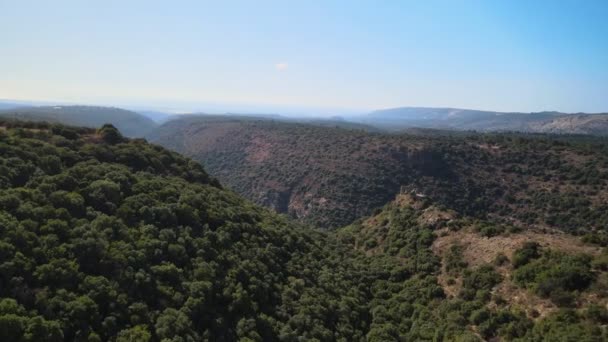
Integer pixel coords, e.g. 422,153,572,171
0,100,27,110
1,102,608,136
355,107,608,135
0,105,158,137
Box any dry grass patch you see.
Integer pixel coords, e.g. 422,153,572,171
432,228,601,268
433,227,604,319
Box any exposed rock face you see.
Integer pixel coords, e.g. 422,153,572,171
531,114,608,136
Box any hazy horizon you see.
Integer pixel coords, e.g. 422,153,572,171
4,96,608,119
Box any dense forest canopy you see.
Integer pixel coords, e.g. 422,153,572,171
0,120,375,341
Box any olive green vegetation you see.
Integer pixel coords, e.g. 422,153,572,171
339,202,608,341
150,116,608,231
513,244,595,307
0,120,606,341
0,121,375,341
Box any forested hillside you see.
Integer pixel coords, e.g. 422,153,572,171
0,106,157,137
150,116,608,232
148,116,424,228
0,120,606,341
0,120,374,341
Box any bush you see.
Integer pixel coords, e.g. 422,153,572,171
98,124,124,144
512,242,541,267
514,250,594,306
585,304,608,324
460,265,502,300
445,244,468,275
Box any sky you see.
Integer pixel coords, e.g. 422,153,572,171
1,0,607,115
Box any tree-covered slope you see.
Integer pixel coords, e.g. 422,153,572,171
0,121,377,341
338,193,608,341
149,116,434,229
0,106,157,137
150,116,608,232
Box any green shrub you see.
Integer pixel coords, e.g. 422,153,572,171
512,242,541,267
514,250,594,306
445,244,468,275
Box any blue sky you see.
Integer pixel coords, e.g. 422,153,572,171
1,0,607,114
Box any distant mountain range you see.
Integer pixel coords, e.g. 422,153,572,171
354,107,608,135
1,102,608,137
